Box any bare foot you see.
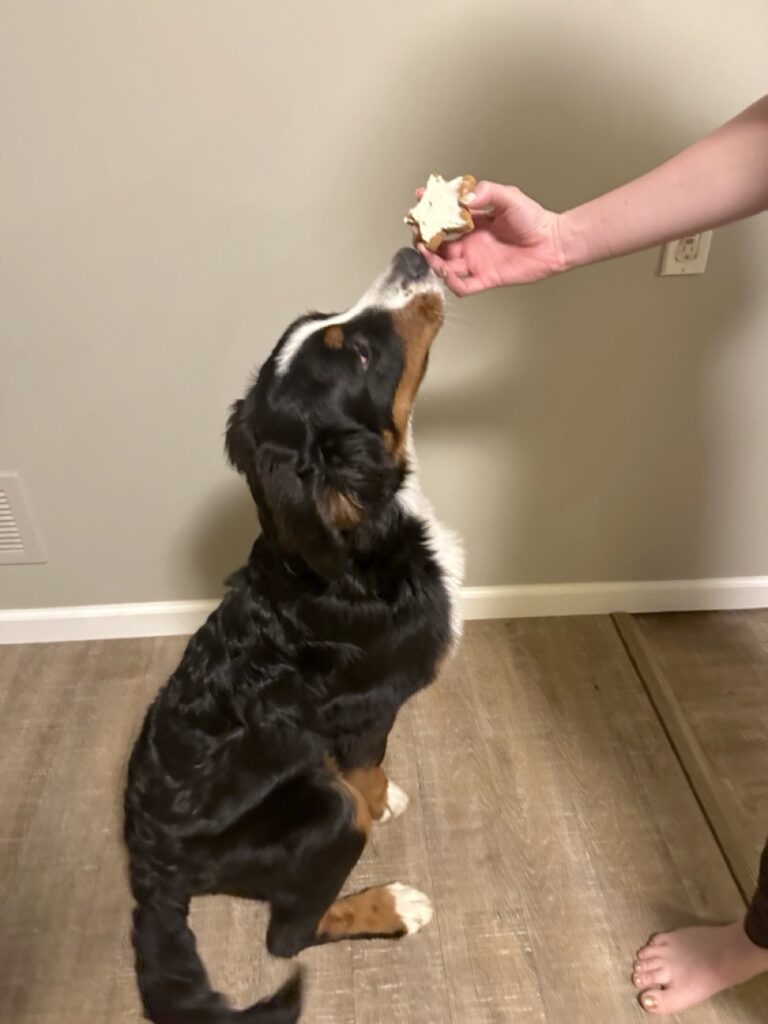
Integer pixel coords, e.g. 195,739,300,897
632,921,768,1014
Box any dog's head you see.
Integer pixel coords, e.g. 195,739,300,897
226,248,445,580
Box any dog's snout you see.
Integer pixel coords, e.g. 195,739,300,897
393,247,429,283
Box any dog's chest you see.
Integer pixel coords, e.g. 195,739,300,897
395,452,465,646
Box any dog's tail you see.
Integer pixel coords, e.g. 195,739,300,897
131,901,302,1023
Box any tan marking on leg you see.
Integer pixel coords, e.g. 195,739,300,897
316,885,405,939
337,778,372,837
343,766,389,820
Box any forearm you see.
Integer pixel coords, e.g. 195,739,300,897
559,95,768,269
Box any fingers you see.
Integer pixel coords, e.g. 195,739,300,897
418,243,493,296
418,245,467,278
465,212,495,230
463,180,522,215
418,245,446,275
439,238,466,261
464,180,504,210
414,183,494,221
444,271,493,297
443,257,470,278
425,261,495,296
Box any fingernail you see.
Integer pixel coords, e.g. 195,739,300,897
464,192,477,204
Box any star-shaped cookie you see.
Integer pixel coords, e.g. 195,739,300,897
405,173,477,251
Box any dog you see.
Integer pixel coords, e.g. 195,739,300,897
124,247,464,1023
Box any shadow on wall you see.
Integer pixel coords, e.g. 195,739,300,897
191,475,260,597
190,22,752,596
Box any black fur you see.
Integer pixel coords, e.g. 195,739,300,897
124,250,453,1022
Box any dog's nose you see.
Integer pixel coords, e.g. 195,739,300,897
393,247,429,282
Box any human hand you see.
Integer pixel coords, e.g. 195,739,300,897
416,181,567,296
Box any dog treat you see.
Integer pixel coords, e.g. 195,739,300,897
405,173,477,251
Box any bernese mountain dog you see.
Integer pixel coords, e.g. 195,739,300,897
124,247,464,1023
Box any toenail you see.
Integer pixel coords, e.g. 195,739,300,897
642,994,657,1010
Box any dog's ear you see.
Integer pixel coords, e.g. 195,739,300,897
225,399,255,481
252,441,349,581
320,429,400,522
226,400,348,581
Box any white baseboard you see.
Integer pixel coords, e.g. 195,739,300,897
2,577,768,645
461,577,768,620
0,599,219,646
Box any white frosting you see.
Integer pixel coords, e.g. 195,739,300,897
406,174,470,245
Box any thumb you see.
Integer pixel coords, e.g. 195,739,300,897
464,181,523,214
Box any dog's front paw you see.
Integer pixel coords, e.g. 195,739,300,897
386,883,433,935
379,781,409,822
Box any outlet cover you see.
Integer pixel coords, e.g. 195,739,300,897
660,231,713,276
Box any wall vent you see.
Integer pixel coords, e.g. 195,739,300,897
0,473,46,565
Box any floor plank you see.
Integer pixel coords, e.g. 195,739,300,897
1,619,766,1023
620,611,768,897
410,618,765,1024
0,637,184,1023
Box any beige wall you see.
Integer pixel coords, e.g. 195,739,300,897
2,1,767,609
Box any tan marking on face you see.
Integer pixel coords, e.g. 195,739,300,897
323,489,363,530
324,325,344,349
316,885,405,939
390,293,444,453
381,429,397,455
343,766,389,820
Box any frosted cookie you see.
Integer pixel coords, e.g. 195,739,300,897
405,173,476,251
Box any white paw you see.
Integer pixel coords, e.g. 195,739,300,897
387,882,433,935
379,781,409,822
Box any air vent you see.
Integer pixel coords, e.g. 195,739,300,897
0,474,46,565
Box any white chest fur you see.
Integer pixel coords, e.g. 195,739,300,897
395,436,465,645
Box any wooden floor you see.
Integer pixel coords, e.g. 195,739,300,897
1,613,766,1023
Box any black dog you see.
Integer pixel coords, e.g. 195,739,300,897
124,248,464,1023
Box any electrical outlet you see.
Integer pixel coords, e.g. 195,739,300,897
660,231,713,276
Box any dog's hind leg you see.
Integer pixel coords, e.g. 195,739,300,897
338,728,409,823
266,779,431,956
342,765,409,822
264,779,370,958
315,881,433,942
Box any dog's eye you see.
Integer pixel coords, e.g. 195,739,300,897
350,339,370,369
